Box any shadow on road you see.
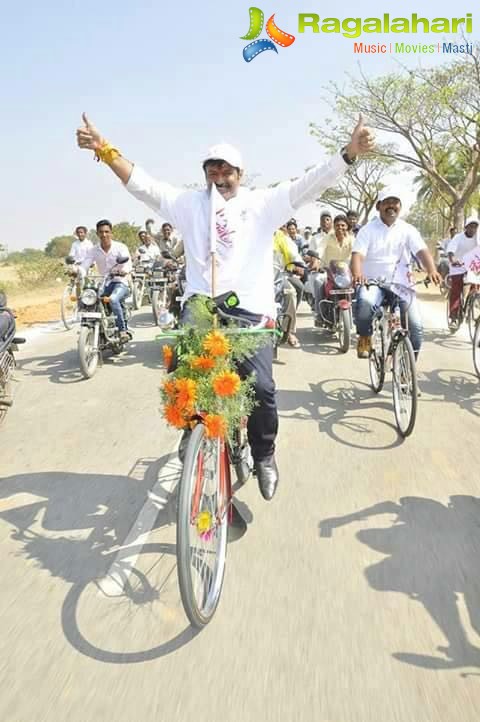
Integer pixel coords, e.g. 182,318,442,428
319,496,480,671
277,378,403,450
422,328,472,352
295,326,347,356
0,455,199,662
418,368,480,417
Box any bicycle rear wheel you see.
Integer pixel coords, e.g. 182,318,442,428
392,336,417,437
473,318,480,379
369,318,385,393
446,288,461,333
176,423,228,627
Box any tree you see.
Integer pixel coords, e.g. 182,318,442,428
111,222,142,253
314,46,480,228
45,235,74,258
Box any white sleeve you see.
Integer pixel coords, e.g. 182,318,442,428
258,153,347,231
352,226,370,256
69,242,78,262
80,249,94,272
447,233,460,255
125,165,186,227
407,226,427,255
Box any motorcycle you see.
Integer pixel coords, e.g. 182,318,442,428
150,252,185,329
132,250,154,310
70,257,134,379
316,260,354,353
0,292,25,425
436,244,450,297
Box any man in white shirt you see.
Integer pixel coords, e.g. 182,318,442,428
76,112,375,500
351,188,441,358
135,230,161,261
81,219,133,341
309,210,332,255
447,217,479,322
69,225,94,264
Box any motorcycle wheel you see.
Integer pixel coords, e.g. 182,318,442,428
338,308,351,354
78,326,99,379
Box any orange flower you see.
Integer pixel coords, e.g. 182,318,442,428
164,403,187,429
204,413,227,439
202,330,231,357
190,355,216,371
175,378,197,412
162,344,173,368
163,378,176,397
212,371,241,397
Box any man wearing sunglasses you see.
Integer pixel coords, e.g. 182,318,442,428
76,113,375,501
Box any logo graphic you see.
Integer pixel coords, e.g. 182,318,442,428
240,7,295,62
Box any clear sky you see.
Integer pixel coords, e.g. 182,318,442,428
0,0,471,250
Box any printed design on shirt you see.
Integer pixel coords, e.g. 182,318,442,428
240,7,295,63
216,208,236,253
468,257,480,274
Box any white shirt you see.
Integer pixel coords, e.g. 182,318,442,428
353,216,426,284
447,231,479,276
81,241,132,285
125,155,346,316
309,230,329,256
69,239,94,264
136,242,161,262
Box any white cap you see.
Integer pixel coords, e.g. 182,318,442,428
465,216,479,227
377,186,403,203
203,143,243,170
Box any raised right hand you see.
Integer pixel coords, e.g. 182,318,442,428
76,112,105,151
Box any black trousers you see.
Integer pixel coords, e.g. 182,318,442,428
181,303,278,461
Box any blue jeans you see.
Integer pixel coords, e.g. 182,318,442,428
355,285,423,355
103,281,129,332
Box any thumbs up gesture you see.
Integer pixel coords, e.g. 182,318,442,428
76,112,105,151
345,114,376,160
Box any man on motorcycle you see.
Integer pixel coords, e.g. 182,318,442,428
447,218,480,322
76,112,375,500
346,210,361,237
310,214,354,326
68,225,94,294
309,210,333,254
80,219,133,342
273,227,303,348
351,188,441,359
135,230,161,261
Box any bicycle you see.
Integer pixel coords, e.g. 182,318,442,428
367,278,429,438
159,292,276,627
446,279,480,340
473,316,480,380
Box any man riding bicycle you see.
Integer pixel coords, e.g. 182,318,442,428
447,218,480,323
76,112,375,500
351,188,441,359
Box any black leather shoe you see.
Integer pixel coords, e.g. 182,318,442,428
254,455,279,501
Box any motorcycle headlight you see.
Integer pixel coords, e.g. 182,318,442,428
81,289,97,306
334,273,352,289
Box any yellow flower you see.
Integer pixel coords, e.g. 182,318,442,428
175,378,197,412
162,344,174,368
190,355,216,371
202,330,231,357
164,403,187,429
204,413,227,439
212,371,241,397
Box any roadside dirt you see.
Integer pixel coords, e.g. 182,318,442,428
8,285,64,328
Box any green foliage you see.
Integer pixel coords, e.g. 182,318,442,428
6,249,45,264
15,257,63,287
111,222,142,253
45,235,74,258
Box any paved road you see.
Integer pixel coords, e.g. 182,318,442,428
1,295,480,722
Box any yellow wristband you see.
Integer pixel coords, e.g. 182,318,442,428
95,141,121,165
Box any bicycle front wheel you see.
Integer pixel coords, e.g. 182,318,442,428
467,294,480,342
177,423,228,628
473,318,480,379
392,336,417,437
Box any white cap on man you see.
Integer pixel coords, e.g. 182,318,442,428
203,143,244,170
464,216,479,227
377,187,403,203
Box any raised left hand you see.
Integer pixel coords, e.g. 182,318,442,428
345,114,376,159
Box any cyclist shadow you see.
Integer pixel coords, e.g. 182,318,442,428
296,326,346,356
319,495,480,671
422,328,472,352
0,455,200,662
19,348,85,384
277,378,404,450
418,368,480,417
